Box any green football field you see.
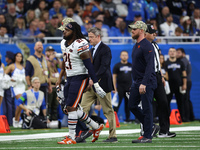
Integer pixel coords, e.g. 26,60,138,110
0,121,200,150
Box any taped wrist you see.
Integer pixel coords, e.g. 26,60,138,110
82,58,98,83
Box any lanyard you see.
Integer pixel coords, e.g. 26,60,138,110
37,57,47,69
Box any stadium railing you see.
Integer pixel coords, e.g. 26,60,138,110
0,36,200,44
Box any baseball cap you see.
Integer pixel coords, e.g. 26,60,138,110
45,46,55,51
58,17,75,31
146,24,157,34
128,21,147,31
31,77,40,83
16,0,23,3
182,16,190,22
5,51,15,61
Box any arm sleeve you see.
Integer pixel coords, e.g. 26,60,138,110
83,58,98,83
16,92,27,106
41,97,46,110
113,63,119,74
141,44,155,85
25,60,34,77
96,49,112,77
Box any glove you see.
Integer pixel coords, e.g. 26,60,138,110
93,82,106,98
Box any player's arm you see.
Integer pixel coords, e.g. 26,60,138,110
112,74,117,93
80,51,106,98
182,70,187,91
56,60,66,87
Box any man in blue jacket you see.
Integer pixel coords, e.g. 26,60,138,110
128,21,157,143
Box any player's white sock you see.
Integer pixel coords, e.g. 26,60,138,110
68,111,78,140
77,109,99,130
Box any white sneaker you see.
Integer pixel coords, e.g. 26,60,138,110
13,117,20,128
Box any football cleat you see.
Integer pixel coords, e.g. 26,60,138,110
92,124,104,142
57,136,76,144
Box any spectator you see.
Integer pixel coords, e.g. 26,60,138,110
2,51,15,126
5,52,26,128
174,27,183,42
82,2,93,19
0,25,9,43
110,17,123,35
65,7,83,26
122,0,150,23
160,54,169,81
111,21,131,43
46,14,59,36
157,6,170,29
15,0,25,15
24,0,40,13
91,0,103,18
23,20,45,39
145,0,159,20
95,13,110,36
176,48,195,121
166,0,185,16
112,50,132,123
25,41,52,113
113,0,128,18
5,3,17,35
0,53,5,108
13,14,26,38
134,14,143,22
101,0,117,18
40,10,50,24
35,0,47,19
17,77,60,129
38,20,51,37
192,8,200,31
0,14,6,26
94,20,109,42
45,46,61,121
25,9,36,28
186,0,196,17
57,13,64,25
180,16,196,36
103,10,115,27
81,20,93,37
49,0,66,19
165,47,187,122
160,13,178,36
81,27,117,143
0,0,7,14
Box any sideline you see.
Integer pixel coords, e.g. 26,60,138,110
0,126,200,141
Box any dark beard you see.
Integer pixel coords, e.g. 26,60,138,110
132,34,139,40
63,33,74,41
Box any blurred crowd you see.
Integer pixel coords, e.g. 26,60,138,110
0,0,200,43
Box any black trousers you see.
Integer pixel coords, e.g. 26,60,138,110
167,82,185,121
113,84,130,121
184,81,195,121
154,73,170,134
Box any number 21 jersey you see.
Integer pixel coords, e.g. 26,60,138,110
60,38,89,77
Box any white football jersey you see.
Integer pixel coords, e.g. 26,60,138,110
60,38,89,77
160,22,178,36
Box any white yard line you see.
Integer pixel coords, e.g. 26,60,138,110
0,126,200,141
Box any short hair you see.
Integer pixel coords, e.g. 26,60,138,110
176,48,186,54
88,27,102,37
120,50,128,54
175,27,183,33
31,77,40,83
